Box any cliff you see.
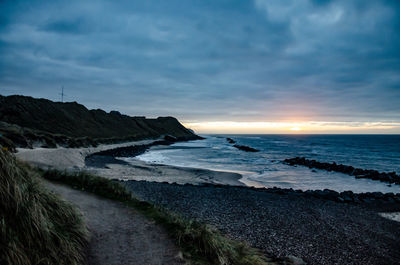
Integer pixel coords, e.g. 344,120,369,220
0,95,200,149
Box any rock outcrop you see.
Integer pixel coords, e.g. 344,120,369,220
226,137,236,144
233,144,259,152
225,137,259,152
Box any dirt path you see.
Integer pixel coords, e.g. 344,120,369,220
45,181,185,265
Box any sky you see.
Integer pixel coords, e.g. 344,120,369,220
0,0,399,134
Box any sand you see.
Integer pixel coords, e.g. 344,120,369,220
16,140,155,169
16,140,243,186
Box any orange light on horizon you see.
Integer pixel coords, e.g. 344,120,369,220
290,127,302,131
182,121,400,134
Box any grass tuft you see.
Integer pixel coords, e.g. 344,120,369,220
0,150,88,265
41,170,278,265
41,169,132,201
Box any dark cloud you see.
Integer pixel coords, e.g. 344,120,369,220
311,0,333,6
0,0,399,127
40,18,91,35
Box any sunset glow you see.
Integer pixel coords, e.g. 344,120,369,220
184,121,400,134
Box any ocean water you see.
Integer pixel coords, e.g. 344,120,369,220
134,135,400,193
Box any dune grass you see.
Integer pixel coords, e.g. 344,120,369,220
0,150,88,265
41,169,278,265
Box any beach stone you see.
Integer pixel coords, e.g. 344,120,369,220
362,198,375,203
340,191,354,202
337,197,345,202
286,255,306,265
387,197,396,203
372,192,384,199
343,196,353,202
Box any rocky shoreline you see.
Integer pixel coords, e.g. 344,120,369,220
85,137,400,264
231,183,398,209
284,157,400,185
123,180,400,265
91,139,400,206
219,182,400,211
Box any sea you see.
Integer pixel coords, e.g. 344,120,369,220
133,135,400,193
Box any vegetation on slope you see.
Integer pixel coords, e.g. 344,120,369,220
0,95,198,144
0,121,99,150
41,170,280,265
0,150,88,265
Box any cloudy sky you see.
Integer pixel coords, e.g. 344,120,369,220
0,0,399,133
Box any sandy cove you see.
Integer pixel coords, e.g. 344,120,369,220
16,140,243,186
16,140,156,169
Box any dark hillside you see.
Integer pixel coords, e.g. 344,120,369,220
0,95,200,147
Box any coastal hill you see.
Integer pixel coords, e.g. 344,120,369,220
0,95,200,149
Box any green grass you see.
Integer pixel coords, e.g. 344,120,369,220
41,170,279,265
0,150,88,265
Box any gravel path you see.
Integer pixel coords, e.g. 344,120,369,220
45,181,184,265
124,181,400,265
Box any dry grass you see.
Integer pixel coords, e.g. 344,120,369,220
0,150,88,265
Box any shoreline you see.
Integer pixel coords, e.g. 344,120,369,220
115,136,400,194
120,179,400,211
16,139,244,186
14,139,400,264
86,155,244,186
90,151,400,211
84,138,244,186
16,139,400,198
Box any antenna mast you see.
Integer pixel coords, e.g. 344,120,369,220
60,86,65,102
